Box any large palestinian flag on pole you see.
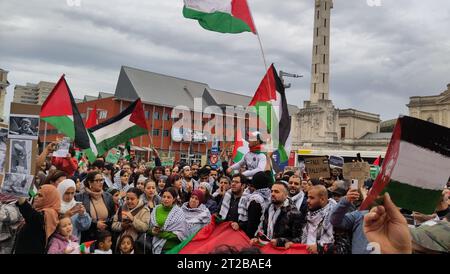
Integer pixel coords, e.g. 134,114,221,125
89,99,148,156
183,0,256,34
249,64,292,171
40,75,98,162
360,116,450,214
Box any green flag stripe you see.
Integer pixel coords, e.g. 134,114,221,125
41,116,74,139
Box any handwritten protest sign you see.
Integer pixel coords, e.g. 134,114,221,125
343,162,370,188
304,157,330,179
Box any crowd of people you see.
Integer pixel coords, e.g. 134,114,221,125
1,138,449,255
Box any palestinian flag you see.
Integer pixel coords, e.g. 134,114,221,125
86,104,98,129
249,64,292,170
89,99,148,156
79,240,95,254
29,184,38,198
183,0,256,34
361,116,450,214
231,129,249,163
123,141,132,161
167,216,308,254
40,75,98,162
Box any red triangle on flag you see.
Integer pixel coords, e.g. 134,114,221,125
40,75,73,118
129,99,148,130
86,105,98,129
248,65,277,106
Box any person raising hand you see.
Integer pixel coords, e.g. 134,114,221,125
363,193,412,254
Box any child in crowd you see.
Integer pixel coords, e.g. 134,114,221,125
117,235,135,254
94,231,113,254
47,216,80,254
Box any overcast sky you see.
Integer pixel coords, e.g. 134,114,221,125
1,0,449,121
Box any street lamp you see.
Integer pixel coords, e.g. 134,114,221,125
279,70,303,89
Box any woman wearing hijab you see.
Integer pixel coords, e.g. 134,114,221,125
181,189,211,236
57,179,91,243
15,185,61,254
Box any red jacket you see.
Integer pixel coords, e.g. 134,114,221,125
51,157,78,177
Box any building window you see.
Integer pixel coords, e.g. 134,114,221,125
315,45,318,55
153,129,160,136
325,2,327,10
98,110,107,119
323,54,326,64
316,28,319,37
162,113,170,121
341,127,346,140
153,112,160,120
324,36,326,46
323,73,326,83
313,83,317,94
315,64,317,74
81,113,86,119
163,129,169,137
145,111,150,119
317,10,320,19
324,19,327,28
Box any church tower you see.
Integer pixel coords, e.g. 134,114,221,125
310,0,333,103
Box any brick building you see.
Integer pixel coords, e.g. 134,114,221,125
40,66,299,164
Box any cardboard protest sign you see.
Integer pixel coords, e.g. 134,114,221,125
304,157,330,179
343,162,370,188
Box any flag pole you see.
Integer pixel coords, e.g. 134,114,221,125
247,0,275,153
43,121,48,150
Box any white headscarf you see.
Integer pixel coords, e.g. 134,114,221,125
57,179,77,214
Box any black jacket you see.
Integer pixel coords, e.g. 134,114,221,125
75,191,115,243
260,200,304,246
14,202,46,254
239,201,263,239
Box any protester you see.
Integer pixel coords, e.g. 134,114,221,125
234,171,271,239
117,234,135,254
288,175,307,217
15,185,61,254
181,189,211,235
150,187,188,254
43,170,68,187
168,174,188,204
0,194,22,254
94,230,113,254
251,181,303,248
57,179,91,242
156,175,168,196
112,188,150,249
198,182,218,214
219,174,248,223
140,180,161,212
164,167,172,177
213,176,231,206
330,188,369,254
47,216,79,254
51,147,78,177
75,171,115,243
302,185,337,254
363,193,412,254
108,188,120,214
103,163,116,190
227,132,267,179
181,165,198,193
135,175,147,192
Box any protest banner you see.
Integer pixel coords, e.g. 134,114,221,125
343,162,370,188
304,156,330,179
